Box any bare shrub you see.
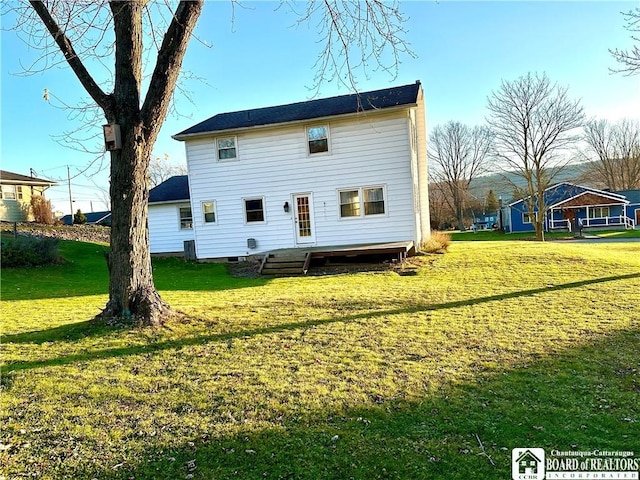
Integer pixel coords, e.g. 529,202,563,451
420,230,451,254
30,195,55,225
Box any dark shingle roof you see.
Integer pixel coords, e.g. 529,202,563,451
174,82,421,138
0,170,58,186
615,189,640,204
509,182,628,208
149,175,190,203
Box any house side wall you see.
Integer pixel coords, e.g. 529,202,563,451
627,203,640,226
0,185,46,222
509,203,536,232
148,202,195,254
185,111,416,259
415,88,430,243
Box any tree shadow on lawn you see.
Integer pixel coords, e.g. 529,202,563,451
4,272,639,372
33,327,640,480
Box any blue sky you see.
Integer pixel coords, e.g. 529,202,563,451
1,1,639,214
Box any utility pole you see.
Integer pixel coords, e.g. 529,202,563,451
67,165,73,225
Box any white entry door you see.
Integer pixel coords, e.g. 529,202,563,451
293,193,316,244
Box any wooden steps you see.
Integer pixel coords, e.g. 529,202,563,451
260,251,310,275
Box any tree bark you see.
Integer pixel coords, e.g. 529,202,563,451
96,0,202,326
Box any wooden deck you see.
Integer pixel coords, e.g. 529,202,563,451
260,241,415,275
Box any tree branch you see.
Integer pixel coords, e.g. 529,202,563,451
28,0,113,115
141,0,204,145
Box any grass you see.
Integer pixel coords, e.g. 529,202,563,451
1,240,639,479
450,228,640,241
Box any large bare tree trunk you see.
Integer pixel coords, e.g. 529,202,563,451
28,0,203,325
102,121,170,325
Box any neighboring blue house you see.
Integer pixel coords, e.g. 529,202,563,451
504,182,638,233
472,212,499,230
60,210,111,226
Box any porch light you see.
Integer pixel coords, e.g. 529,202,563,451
283,201,290,213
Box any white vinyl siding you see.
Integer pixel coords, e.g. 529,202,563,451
184,110,421,259
148,203,195,254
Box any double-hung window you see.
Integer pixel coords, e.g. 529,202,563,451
217,137,237,161
244,197,265,223
339,186,386,219
339,190,360,217
202,201,217,224
179,206,193,230
307,126,329,154
1,185,17,200
364,187,385,215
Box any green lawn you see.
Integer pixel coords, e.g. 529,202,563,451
450,228,640,241
1,240,639,479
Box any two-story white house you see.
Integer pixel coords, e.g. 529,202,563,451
159,81,429,261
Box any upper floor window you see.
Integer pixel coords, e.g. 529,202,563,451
179,206,193,230
217,137,237,161
244,197,265,223
1,185,17,200
307,126,329,154
202,201,217,224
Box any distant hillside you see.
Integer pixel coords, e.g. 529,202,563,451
467,163,593,203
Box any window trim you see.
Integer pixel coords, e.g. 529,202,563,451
522,211,538,224
337,185,387,220
1,184,17,200
201,200,217,225
243,196,266,224
339,189,361,218
588,206,610,218
363,186,386,216
178,205,193,230
306,125,330,156
216,136,238,161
